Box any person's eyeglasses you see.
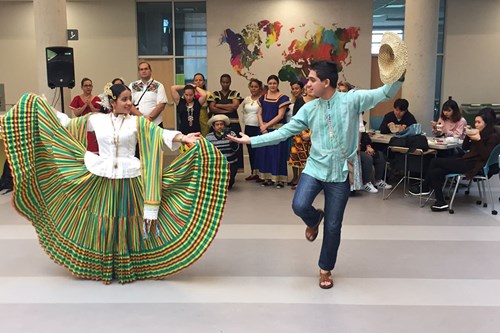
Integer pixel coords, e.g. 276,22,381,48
83,84,93,87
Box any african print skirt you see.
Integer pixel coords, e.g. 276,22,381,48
288,130,311,169
0,94,229,284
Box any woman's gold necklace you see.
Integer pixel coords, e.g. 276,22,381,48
110,114,126,168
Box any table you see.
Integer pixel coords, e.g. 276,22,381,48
370,133,461,150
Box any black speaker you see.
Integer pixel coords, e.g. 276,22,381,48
46,46,75,89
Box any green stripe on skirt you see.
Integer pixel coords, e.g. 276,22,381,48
0,93,229,283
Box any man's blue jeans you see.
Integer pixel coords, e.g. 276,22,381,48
292,173,350,271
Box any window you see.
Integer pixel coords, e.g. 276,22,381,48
137,2,173,55
137,2,207,84
372,0,446,112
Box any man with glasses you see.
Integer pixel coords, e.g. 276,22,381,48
129,61,168,127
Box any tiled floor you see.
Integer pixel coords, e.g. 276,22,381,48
1,167,499,332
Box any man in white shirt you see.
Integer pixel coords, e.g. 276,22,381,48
129,61,168,127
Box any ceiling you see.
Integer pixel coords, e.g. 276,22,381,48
373,0,406,29
373,0,446,30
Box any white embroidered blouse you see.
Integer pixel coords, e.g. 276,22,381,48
57,112,181,179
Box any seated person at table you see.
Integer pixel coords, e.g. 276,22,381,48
380,98,417,134
410,108,500,211
359,127,392,193
431,96,467,139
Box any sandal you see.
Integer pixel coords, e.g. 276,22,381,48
305,209,324,242
319,270,333,289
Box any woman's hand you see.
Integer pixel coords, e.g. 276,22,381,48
227,132,250,145
468,132,481,141
260,123,268,134
182,132,201,146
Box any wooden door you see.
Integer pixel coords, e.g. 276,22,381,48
139,58,175,129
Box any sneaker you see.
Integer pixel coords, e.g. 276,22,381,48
276,182,284,189
363,182,378,193
409,186,431,196
431,201,449,212
374,180,392,190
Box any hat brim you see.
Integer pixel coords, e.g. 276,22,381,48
207,115,230,127
378,32,408,84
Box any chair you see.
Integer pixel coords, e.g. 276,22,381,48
369,115,384,131
443,143,500,214
383,146,437,207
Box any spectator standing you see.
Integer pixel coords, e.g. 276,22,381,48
129,61,168,127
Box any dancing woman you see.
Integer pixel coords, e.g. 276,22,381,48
0,83,229,283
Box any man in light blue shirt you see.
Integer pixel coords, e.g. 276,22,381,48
228,61,403,289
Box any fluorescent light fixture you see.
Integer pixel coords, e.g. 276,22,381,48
385,4,405,8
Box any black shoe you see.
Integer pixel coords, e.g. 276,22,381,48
431,201,449,212
409,186,431,196
261,180,273,187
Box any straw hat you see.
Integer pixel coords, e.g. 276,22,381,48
207,114,230,127
378,32,408,84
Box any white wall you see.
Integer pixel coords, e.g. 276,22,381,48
66,0,138,93
3,0,499,108
443,0,500,104
206,0,373,96
0,2,37,106
0,0,138,107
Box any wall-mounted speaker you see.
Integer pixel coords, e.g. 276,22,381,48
46,46,75,89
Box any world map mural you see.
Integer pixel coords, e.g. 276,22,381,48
219,20,360,83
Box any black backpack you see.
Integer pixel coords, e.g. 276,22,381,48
388,134,429,153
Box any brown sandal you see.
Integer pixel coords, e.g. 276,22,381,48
304,209,324,242
319,270,333,289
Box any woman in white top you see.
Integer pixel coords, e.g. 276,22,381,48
241,78,263,181
0,84,229,284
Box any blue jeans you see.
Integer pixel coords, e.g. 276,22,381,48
292,173,350,271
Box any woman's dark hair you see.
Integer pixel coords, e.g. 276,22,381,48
193,73,206,89
109,84,130,101
290,81,304,89
267,75,279,83
338,81,355,91
81,77,92,87
310,61,338,88
183,85,196,93
441,96,462,122
248,78,263,89
112,78,125,85
220,74,231,81
476,107,497,138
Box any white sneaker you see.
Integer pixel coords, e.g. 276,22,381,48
363,182,378,193
374,180,392,190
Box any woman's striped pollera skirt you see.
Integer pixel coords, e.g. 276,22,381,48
0,93,229,283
